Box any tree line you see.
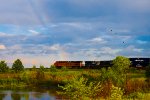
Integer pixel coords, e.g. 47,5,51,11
0,59,24,73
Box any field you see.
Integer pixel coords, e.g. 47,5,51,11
0,67,149,99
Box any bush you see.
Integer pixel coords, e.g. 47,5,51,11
61,66,68,71
146,65,150,81
50,65,57,72
20,71,30,83
110,85,124,100
128,67,138,73
125,79,149,94
32,65,36,71
126,92,145,99
58,76,102,99
36,70,45,82
39,65,45,71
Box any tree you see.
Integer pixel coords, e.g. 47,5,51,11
39,65,45,71
112,56,130,72
100,56,130,97
32,65,36,71
0,61,9,73
112,56,130,86
12,59,24,72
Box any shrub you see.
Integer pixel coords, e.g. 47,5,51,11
126,92,145,99
128,67,138,73
125,79,149,94
61,66,68,71
110,85,124,100
32,65,36,71
50,65,57,72
146,64,150,81
20,71,30,83
58,76,102,99
36,70,45,82
39,65,45,71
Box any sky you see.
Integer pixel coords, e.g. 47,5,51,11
0,0,150,67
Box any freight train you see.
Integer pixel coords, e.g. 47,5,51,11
54,58,150,69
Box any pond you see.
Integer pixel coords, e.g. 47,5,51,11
0,89,63,100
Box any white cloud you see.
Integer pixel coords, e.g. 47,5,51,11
125,45,143,52
133,48,143,52
0,44,6,50
90,37,103,42
9,45,22,50
0,32,14,37
119,36,131,41
88,37,107,44
100,47,121,55
72,47,122,60
28,30,40,35
58,22,92,30
49,44,61,51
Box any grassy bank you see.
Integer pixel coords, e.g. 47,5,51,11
0,68,149,99
0,69,101,88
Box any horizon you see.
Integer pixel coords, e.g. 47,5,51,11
0,0,150,67
2,57,150,68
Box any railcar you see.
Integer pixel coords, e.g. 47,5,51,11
84,61,112,69
54,61,83,68
129,58,150,69
84,61,101,69
53,58,150,69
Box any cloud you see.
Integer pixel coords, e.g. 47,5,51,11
28,30,40,35
100,47,121,55
126,45,143,52
0,44,6,50
49,44,61,51
69,0,150,13
0,0,50,25
0,0,149,67
118,0,150,13
88,37,107,44
0,32,14,37
9,45,22,50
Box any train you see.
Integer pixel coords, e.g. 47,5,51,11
54,58,150,69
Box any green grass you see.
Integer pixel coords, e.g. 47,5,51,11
144,93,150,100
0,68,149,99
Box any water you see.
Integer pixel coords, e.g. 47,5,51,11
0,89,62,100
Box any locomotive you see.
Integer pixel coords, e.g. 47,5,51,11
54,58,150,69
54,61,83,69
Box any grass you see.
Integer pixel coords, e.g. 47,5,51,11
144,93,150,100
0,68,149,99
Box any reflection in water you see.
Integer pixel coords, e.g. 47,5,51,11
0,90,57,100
32,92,43,99
0,93,6,100
11,93,21,100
